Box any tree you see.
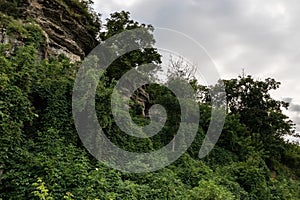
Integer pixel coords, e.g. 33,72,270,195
223,75,295,161
99,11,161,81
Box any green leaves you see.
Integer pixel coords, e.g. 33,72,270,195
0,4,299,200
188,179,235,200
220,75,296,162
32,178,54,200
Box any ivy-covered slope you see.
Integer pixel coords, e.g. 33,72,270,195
0,1,299,199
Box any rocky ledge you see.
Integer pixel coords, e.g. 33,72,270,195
0,0,100,62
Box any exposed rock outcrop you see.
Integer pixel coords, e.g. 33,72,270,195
0,0,100,62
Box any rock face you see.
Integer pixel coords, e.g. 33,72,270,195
0,0,100,62
132,86,151,117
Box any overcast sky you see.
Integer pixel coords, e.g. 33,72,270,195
93,0,300,136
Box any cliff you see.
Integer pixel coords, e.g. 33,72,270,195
0,0,100,61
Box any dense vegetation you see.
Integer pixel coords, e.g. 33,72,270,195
0,1,300,199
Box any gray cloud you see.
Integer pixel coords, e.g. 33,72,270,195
282,97,293,103
289,102,300,112
290,105,300,112
282,98,300,133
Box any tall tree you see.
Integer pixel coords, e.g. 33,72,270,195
224,75,295,161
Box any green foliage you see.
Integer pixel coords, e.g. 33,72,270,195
223,76,295,160
99,11,161,82
221,158,271,199
188,179,235,200
0,5,299,200
32,178,53,200
0,1,20,17
269,178,300,200
55,0,101,38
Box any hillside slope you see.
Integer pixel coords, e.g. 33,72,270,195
0,1,299,199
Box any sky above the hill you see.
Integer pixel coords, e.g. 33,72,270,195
93,0,300,137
